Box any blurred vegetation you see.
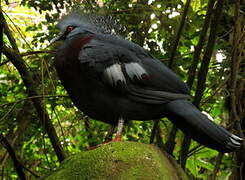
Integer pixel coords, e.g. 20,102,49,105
0,0,244,179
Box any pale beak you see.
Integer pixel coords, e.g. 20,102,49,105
50,32,65,45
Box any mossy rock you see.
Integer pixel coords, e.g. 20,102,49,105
43,141,187,180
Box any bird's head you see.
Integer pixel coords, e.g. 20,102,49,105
51,13,123,44
51,13,95,44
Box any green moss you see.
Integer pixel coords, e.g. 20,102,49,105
43,142,188,180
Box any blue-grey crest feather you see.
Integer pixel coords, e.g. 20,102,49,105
58,12,123,35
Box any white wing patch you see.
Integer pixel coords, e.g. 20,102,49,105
104,63,126,85
201,111,214,121
104,62,148,86
125,62,147,80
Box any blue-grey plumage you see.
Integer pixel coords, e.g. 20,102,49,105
52,13,243,152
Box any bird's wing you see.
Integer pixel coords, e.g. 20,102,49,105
79,38,190,104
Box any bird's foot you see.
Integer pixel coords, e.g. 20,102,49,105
87,144,101,150
113,134,121,142
87,119,124,149
87,141,110,150
88,137,120,150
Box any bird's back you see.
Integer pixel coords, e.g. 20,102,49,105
93,34,189,94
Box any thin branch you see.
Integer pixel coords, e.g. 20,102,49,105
179,135,191,169
0,133,26,180
186,0,215,89
211,153,224,180
0,95,69,107
0,102,17,122
187,145,204,157
229,0,242,133
201,74,229,106
0,9,3,63
21,50,55,57
193,0,224,107
104,124,116,142
52,107,67,150
1,11,19,53
155,124,166,152
21,165,40,178
168,0,191,68
149,119,160,144
2,9,32,51
164,125,178,155
84,117,94,147
0,59,10,66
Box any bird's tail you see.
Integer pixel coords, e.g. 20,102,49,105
165,100,243,152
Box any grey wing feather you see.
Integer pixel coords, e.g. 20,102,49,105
127,87,190,104
78,37,190,104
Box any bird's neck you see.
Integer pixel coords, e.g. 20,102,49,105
59,34,94,63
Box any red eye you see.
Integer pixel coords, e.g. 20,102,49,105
66,26,74,32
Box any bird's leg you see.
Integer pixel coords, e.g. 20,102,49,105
113,118,124,142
